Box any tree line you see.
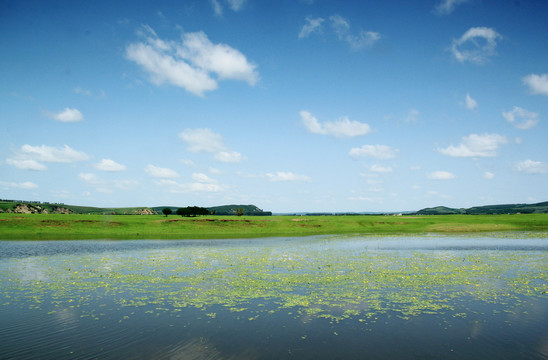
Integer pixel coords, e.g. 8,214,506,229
162,206,212,217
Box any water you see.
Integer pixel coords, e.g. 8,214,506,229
1,234,547,359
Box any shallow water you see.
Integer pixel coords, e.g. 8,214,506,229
1,234,547,359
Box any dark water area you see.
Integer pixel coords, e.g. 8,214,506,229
1,234,547,359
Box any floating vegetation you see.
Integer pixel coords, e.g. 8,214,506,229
0,235,547,325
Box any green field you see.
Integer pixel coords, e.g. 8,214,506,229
1,213,548,240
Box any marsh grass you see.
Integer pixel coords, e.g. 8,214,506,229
1,213,548,239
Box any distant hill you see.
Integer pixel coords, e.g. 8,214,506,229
207,204,272,216
151,204,272,216
416,201,548,215
0,200,155,215
1,200,272,216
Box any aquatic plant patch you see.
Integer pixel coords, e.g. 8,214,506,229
1,235,546,324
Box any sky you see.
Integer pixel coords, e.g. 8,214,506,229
1,0,548,213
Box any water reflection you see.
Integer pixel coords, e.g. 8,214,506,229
0,234,547,359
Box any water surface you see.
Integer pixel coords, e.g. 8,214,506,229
1,234,547,359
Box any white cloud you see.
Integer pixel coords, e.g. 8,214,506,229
126,26,258,96
438,133,507,157
145,164,180,178
299,16,324,39
94,159,127,172
266,171,311,182
451,27,502,64
515,160,548,174
484,171,495,179
329,14,380,50
179,128,243,163
78,172,101,184
0,181,38,189
211,0,247,16
156,179,222,193
179,128,225,153
48,108,83,122
18,144,89,162
502,106,539,130
522,73,548,96
7,144,89,170
349,145,398,159
6,159,47,171
192,172,216,183
79,173,136,193
211,0,223,16
464,93,478,110
369,164,393,173
434,0,470,15
300,111,371,138
428,171,456,180
214,150,244,163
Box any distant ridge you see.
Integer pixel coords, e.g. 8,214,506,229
1,200,271,216
150,204,272,216
416,201,548,215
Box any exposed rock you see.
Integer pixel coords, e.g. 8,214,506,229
14,204,34,214
133,208,156,215
51,207,73,214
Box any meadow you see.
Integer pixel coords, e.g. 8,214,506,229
1,213,548,239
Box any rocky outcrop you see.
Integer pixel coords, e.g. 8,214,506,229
132,208,156,215
10,203,73,214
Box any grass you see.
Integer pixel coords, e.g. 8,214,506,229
1,213,548,239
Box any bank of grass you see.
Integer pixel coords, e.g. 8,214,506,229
1,213,548,240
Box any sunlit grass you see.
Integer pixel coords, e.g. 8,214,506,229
1,213,548,239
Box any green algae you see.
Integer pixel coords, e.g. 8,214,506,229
1,235,547,324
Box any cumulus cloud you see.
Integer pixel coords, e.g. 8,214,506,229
94,159,127,172
214,150,244,163
7,144,89,170
6,159,47,171
464,93,478,110
329,14,380,50
451,27,502,64
349,145,398,159
179,128,243,163
266,172,311,182
179,128,225,153
144,164,180,178
428,171,456,180
47,108,83,122
515,160,548,174
434,0,470,15
79,173,137,193
438,133,507,157
299,16,324,39
156,179,222,193
78,172,101,184
522,73,548,96
126,25,258,96
300,111,371,138
192,172,217,183
502,106,539,130
0,181,38,189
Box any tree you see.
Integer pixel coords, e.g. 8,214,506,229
235,208,245,216
162,208,172,217
176,206,209,217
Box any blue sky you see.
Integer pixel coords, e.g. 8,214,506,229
1,0,547,213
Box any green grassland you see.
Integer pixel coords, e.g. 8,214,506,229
1,213,548,240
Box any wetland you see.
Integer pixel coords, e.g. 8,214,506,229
1,233,547,359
